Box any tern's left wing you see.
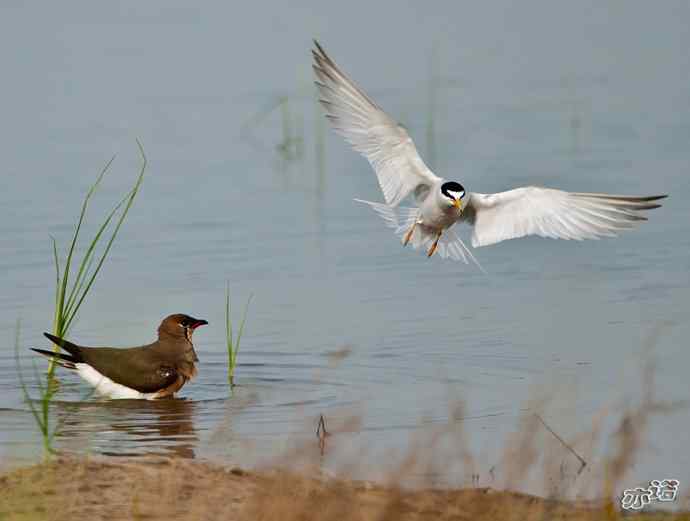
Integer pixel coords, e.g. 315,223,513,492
468,187,667,248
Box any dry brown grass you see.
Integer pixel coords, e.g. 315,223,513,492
1,454,687,521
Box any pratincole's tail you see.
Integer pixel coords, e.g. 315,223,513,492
33,332,85,369
43,333,82,356
30,348,79,370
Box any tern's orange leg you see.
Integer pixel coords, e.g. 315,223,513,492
427,230,443,258
403,222,418,246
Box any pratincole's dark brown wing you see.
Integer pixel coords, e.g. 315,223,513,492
78,346,181,393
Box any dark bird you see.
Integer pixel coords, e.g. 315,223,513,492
32,314,208,399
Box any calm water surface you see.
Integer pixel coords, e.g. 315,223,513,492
1,1,689,496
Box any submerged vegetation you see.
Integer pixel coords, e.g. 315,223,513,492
225,283,253,387
240,82,327,197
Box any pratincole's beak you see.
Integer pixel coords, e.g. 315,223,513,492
191,319,208,329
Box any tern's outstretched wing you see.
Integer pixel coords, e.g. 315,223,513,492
313,41,440,207
468,188,667,248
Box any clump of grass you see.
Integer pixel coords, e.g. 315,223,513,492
47,139,147,376
20,141,147,457
225,283,253,388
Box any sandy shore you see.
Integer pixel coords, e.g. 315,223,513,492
0,455,685,521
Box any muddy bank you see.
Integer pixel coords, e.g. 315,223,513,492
1,455,685,520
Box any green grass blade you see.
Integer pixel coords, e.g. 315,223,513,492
48,236,62,374
63,194,125,319
64,139,148,331
55,155,116,337
232,294,253,369
63,194,128,321
225,282,234,384
62,143,146,333
62,142,140,316
65,241,98,317
224,286,252,386
50,236,60,310
35,360,51,439
14,322,45,434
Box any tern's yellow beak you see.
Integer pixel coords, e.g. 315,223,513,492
453,199,462,211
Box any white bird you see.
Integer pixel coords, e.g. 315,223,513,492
312,41,667,268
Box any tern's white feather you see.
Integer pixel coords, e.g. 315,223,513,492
468,189,661,247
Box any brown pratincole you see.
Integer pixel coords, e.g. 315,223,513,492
31,314,208,399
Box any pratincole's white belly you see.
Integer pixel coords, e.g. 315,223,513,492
76,364,156,400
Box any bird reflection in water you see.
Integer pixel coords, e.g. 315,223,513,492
53,398,198,459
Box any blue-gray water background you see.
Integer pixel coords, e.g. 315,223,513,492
1,0,689,496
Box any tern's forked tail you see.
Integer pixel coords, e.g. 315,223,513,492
353,199,485,271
